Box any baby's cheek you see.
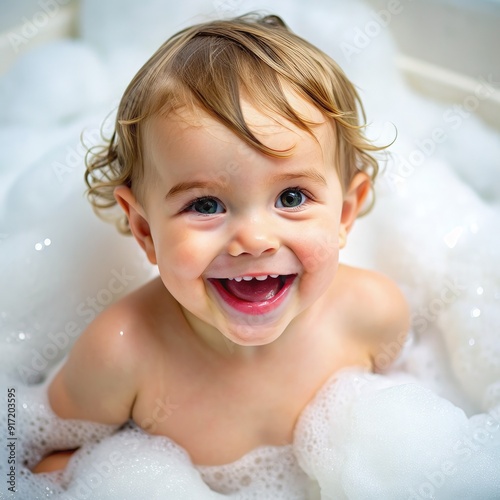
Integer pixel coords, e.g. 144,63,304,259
291,222,340,275
158,234,214,281
303,238,339,273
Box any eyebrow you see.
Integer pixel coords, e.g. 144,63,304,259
270,169,328,187
165,169,328,200
166,180,226,199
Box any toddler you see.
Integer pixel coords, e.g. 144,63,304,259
35,13,409,472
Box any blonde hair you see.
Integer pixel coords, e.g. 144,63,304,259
85,13,383,234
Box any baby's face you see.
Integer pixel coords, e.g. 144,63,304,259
137,97,349,348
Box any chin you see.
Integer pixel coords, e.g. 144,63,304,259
221,318,289,347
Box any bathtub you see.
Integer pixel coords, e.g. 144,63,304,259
0,0,499,498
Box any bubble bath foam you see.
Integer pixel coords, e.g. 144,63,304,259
0,0,499,497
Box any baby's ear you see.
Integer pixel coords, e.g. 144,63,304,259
339,172,371,247
114,186,157,265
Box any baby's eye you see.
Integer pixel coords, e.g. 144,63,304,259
276,189,307,209
188,197,224,215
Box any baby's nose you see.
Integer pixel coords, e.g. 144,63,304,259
227,214,280,257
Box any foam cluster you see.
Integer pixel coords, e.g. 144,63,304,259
0,378,315,499
0,0,499,498
294,369,500,499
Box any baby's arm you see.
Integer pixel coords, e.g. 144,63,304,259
48,301,140,425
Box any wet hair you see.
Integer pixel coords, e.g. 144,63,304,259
85,13,384,234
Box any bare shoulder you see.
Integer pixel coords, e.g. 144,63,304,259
333,264,410,370
48,277,167,424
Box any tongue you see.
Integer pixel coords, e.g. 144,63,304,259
224,277,282,302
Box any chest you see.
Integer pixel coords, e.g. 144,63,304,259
131,337,370,465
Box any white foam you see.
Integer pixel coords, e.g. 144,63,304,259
294,369,500,499
0,378,316,499
0,0,499,498
0,40,111,128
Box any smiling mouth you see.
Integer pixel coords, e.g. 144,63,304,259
208,274,296,315
220,275,287,302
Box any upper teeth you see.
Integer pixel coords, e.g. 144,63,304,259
228,274,280,281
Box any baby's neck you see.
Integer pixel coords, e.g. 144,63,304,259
179,303,321,364
181,310,276,362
